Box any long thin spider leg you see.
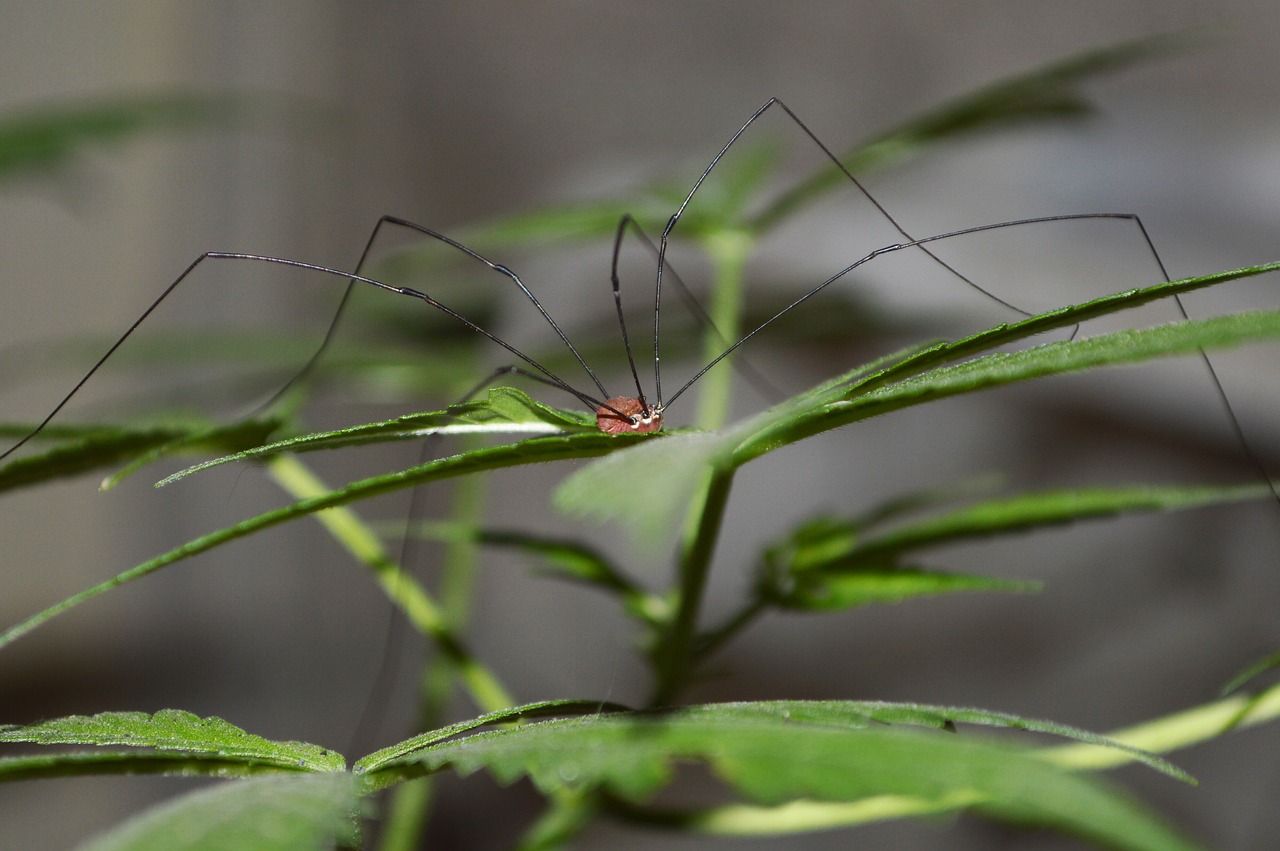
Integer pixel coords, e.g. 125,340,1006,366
376,216,611,400
1122,216,1280,506
661,212,1170,410
0,253,608,463
612,214,785,406
264,213,631,420
649,97,1054,408
763,98,1036,318
609,215,651,413
248,215,403,416
651,100,775,407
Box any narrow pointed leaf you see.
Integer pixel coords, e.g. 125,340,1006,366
845,483,1274,566
0,94,279,180
1222,650,1280,696
421,523,662,616
156,388,592,487
0,418,280,493
356,699,629,779
0,710,344,772
769,567,1040,611
101,417,288,489
740,306,1280,463
753,33,1201,231
674,701,1192,781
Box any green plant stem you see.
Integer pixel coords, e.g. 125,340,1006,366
377,778,432,851
266,455,512,713
693,229,753,431
646,228,753,706
649,463,736,706
1037,678,1280,770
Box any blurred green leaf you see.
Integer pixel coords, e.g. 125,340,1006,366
764,567,1040,612
1222,649,1280,696
443,34,1200,252
0,93,324,181
76,774,358,851
401,521,664,622
753,32,1203,231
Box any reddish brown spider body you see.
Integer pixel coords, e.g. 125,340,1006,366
595,396,663,434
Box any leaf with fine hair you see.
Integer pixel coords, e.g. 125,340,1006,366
0,710,344,772
154,387,593,487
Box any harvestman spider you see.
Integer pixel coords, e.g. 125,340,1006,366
0,97,1271,503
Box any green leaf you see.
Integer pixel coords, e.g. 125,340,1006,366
102,417,290,490
767,568,1040,611
356,699,630,781
461,197,668,248
0,94,290,181
155,388,593,487
75,774,359,851
675,701,1192,782
638,686,1280,837
402,522,666,624
1222,649,1280,696
844,483,1274,566
664,142,782,236
438,35,1196,248
0,710,344,773
555,430,723,543
741,305,1280,464
360,703,1196,850
753,33,1202,232
0,417,282,493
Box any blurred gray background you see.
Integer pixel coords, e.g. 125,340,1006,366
2,2,1278,849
